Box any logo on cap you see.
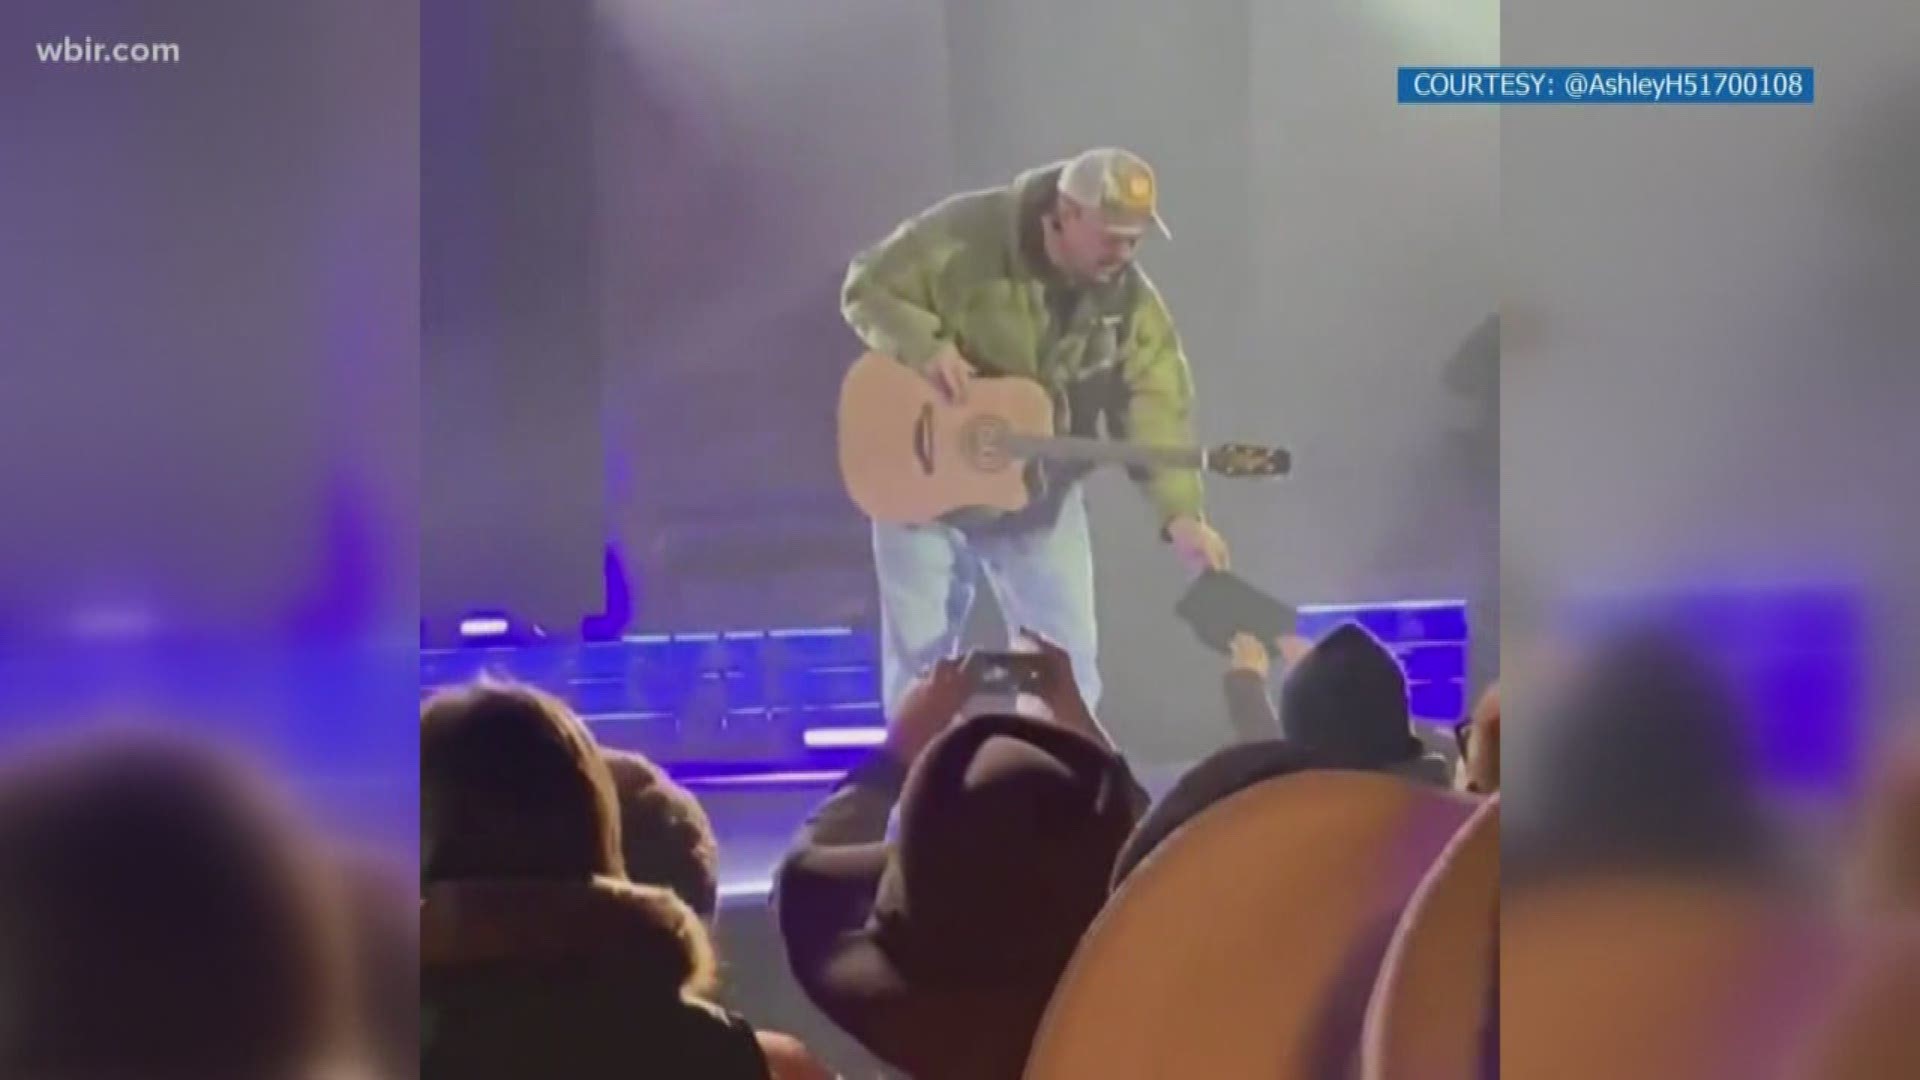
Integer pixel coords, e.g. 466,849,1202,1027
1116,169,1154,212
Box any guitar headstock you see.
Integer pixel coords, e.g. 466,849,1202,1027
1206,442,1290,478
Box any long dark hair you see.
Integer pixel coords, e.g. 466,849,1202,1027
421,679,623,884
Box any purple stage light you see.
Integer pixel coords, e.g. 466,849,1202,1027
802,726,888,750
458,615,511,639
679,769,850,789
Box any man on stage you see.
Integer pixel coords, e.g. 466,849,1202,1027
841,147,1230,714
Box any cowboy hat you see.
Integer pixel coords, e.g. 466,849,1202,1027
1789,923,1920,1079
1361,794,1500,1080
1024,770,1477,1079
1501,876,1855,1079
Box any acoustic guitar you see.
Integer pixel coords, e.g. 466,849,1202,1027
838,351,1288,526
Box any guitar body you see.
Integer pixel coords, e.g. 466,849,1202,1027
838,351,1054,525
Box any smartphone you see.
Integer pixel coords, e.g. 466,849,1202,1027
1175,570,1299,655
963,651,1050,697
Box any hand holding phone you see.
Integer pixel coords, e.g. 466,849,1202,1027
885,657,971,766
1009,629,1117,752
962,650,1050,698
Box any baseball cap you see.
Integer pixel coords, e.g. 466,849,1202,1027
1057,147,1172,240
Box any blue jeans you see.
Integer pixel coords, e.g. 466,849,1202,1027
871,486,1100,716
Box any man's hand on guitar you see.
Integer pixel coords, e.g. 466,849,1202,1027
926,343,976,404
1166,516,1230,574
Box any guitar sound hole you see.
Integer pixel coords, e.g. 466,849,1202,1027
960,417,1013,473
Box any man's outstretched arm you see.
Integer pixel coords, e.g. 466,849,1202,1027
1118,276,1207,530
1120,275,1229,572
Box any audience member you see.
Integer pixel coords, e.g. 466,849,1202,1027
420,680,785,1079
600,746,831,1076
772,637,1148,1079
1023,770,1479,1079
754,1030,839,1080
1454,681,1501,794
1844,732,1920,917
1221,627,1312,741
603,747,721,922
1501,629,1775,889
337,847,420,1079
0,735,354,1080
1113,621,1451,888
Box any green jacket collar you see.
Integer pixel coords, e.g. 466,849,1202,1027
1010,162,1069,284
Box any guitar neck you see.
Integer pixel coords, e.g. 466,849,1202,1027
1000,433,1207,472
